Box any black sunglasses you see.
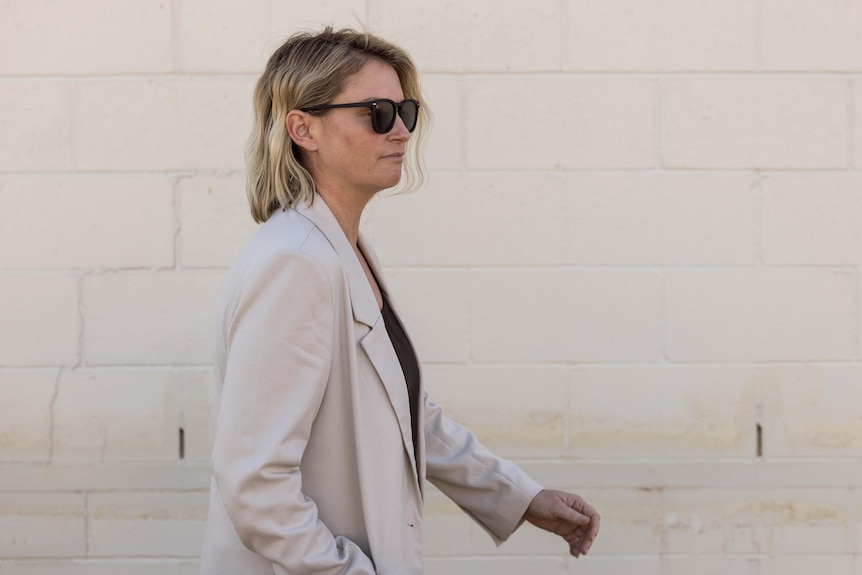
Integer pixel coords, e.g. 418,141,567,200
301,98,420,134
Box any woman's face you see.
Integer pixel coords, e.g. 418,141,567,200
307,59,412,200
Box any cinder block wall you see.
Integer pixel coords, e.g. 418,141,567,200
1,1,861,574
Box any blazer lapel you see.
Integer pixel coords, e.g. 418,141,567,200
296,196,421,486
361,235,425,493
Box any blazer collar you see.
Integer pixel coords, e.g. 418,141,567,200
296,194,385,328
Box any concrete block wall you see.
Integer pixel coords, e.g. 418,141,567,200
1,1,860,573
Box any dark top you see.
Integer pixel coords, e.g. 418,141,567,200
380,293,421,479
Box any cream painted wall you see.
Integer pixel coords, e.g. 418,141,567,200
1,1,861,573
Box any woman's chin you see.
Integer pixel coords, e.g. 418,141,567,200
380,173,403,191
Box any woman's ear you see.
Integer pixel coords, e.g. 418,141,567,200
286,110,318,152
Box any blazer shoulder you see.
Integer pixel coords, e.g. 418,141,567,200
237,209,341,271
221,209,347,307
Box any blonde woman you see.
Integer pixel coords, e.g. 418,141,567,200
199,27,600,575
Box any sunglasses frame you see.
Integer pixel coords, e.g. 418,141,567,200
300,98,420,134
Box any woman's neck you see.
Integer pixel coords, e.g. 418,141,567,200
315,188,371,246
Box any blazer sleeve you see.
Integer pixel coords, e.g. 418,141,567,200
211,250,376,575
423,394,544,545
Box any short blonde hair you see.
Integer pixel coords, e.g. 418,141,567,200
246,27,429,223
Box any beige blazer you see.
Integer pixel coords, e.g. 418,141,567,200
199,194,542,574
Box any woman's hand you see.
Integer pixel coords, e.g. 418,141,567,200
523,489,601,558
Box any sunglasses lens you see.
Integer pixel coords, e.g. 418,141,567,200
371,100,396,134
369,100,419,133
398,100,418,133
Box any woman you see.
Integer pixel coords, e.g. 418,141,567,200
199,27,600,574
